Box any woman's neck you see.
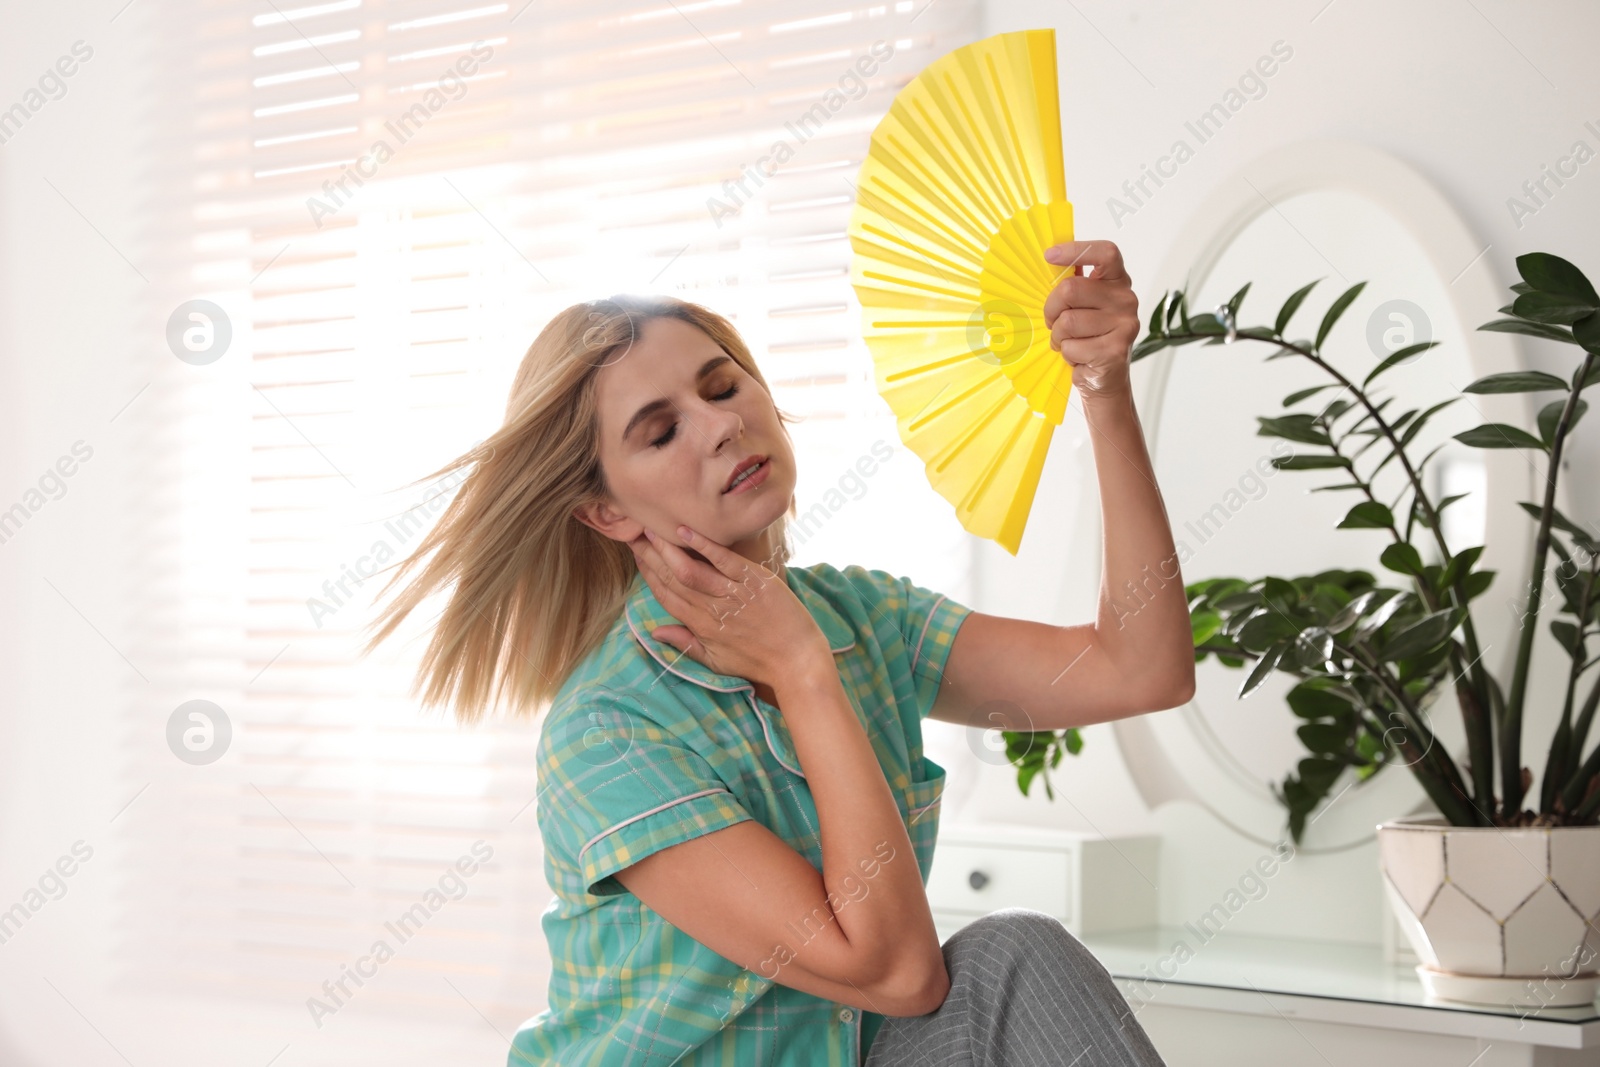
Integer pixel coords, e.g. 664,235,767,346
726,523,786,582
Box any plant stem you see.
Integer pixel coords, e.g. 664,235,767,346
1325,425,1496,810
1336,639,1483,826
1543,558,1597,810
1568,662,1600,777
1561,739,1600,818
1508,351,1598,817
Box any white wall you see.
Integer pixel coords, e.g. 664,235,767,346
0,5,155,1063
941,0,1600,945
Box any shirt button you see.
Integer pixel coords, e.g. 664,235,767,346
839,1008,855,1023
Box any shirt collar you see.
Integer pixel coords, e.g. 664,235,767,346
623,563,856,693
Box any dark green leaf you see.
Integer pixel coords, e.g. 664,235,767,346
1317,281,1368,351
1441,545,1485,588
1577,359,1600,391
1516,252,1600,305
1238,611,1302,652
1462,371,1569,394
1240,644,1286,698
1287,680,1355,720
1272,454,1351,470
1167,287,1186,330
1380,542,1425,577
1257,414,1332,446
1324,591,1378,634
1297,756,1344,792
1454,423,1548,450
1364,341,1440,387
1214,590,1265,613
1148,293,1168,339
1338,501,1394,529
1321,398,1356,423
1376,608,1461,662
1462,569,1496,600
1517,501,1600,552
1398,398,1460,449
1513,291,1595,325
1538,398,1587,446
1551,620,1581,656
1130,335,1172,362
1283,384,1337,408
1357,590,1411,636
1310,482,1369,493
1191,610,1222,647
1369,441,1408,481
1276,279,1321,337
1298,723,1350,755
1292,627,1335,668
1477,318,1577,344
1227,282,1251,319
1346,396,1396,432
1261,577,1300,611
1412,441,1449,479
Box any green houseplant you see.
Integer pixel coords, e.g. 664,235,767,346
1000,253,1600,844
1127,251,1599,844
1000,252,1600,1005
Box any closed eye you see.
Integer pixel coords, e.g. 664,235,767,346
649,384,739,449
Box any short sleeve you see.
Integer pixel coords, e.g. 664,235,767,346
536,689,752,897
839,565,973,718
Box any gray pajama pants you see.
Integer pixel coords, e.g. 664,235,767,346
864,908,1169,1067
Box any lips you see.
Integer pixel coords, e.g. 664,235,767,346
723,455,768,493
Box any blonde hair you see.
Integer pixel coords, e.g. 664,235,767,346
363,294,798,726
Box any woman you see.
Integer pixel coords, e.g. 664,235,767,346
365,240,1193,1066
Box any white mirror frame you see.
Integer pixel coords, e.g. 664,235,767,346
1115,138,1538,852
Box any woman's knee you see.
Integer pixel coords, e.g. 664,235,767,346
946,908,1108,974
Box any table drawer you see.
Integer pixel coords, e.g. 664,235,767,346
928,841,1072,921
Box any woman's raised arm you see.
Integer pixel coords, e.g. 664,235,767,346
926,240,1196,732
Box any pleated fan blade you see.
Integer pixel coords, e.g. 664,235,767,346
848,28,1074,554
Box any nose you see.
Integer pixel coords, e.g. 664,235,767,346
701,396,742,455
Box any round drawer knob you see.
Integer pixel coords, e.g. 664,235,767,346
968,869,989,891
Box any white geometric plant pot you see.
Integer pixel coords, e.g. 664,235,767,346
1377,817,1600,1007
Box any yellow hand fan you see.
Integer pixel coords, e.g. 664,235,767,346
848,28,1074,556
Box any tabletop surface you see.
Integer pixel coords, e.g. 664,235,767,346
1078,924,1600,1027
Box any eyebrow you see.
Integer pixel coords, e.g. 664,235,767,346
621,355,734,444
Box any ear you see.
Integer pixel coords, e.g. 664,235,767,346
572,498,643,544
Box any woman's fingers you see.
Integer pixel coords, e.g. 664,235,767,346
631,534,738,641
630,539,698,622
645,530,741,599
676,526,764,587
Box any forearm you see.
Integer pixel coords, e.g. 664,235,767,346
772,665,944,996
1082,383,1195,702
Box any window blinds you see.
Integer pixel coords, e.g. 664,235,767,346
126,0,980,1037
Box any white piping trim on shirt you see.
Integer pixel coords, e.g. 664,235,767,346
578,786,733,859
909,594,947,676
622,609,825,781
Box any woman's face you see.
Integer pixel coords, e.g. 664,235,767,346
576,315,796,564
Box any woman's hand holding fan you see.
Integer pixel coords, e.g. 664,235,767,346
1041,239,1141,403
